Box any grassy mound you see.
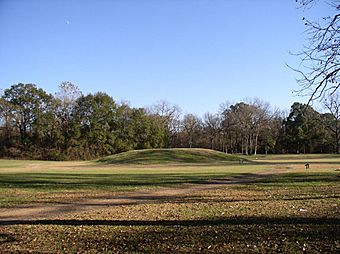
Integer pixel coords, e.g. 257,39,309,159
98,148,243,165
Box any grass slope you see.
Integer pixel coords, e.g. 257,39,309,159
98,148,243,164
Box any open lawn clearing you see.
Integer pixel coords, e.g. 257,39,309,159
0,158,278,208
0,161,292,220
0,153,339,253
0,171,339,253
0,161,338,208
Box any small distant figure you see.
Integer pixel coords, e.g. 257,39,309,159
305,163,310,169
239,159,244,164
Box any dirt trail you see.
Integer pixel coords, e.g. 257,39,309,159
0,168,287,224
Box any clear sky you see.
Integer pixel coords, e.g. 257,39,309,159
0,0,331,116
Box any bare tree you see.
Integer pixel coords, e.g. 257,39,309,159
203,112,222,150
55,81,82,121
147,100,182,147
249,99,271,155
323,91,340,153
182,114,201,148
219,100,271,155
293,0,340,103
54,81,82,150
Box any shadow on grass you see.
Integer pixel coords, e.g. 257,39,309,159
0,233,16,243
1,216,339,227
2,191,337,210
248,172,340,186
1,217,338,253
166,194,340,204
0,171,338,191
0,173,226,190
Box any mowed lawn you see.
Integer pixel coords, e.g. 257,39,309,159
0,151,339,253
0,160,268,207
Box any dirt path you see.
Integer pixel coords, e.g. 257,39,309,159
0,168,287,224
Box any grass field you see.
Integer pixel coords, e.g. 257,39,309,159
0,149,339,253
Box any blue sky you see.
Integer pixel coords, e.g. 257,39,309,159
0,0,331,115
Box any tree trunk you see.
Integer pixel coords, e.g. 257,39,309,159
249,134,253,155
254,132,259,155
241,139,244,154
336,130,340,154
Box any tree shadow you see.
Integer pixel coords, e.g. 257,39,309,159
0,217,338,252
246,172,340,185
0,233,16,243
0,172,241,190
1,216,339,227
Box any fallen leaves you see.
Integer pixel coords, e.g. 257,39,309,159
1,176,339,253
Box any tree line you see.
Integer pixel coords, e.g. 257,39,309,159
0,83,339,160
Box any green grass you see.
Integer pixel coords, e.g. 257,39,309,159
1,172,339,253
0,149,254,207
0,162,266,207
0,151,339,253
98,148,244,164
254,153,340,163
0,150,339,207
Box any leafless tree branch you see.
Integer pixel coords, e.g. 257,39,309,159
292,0,340,103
